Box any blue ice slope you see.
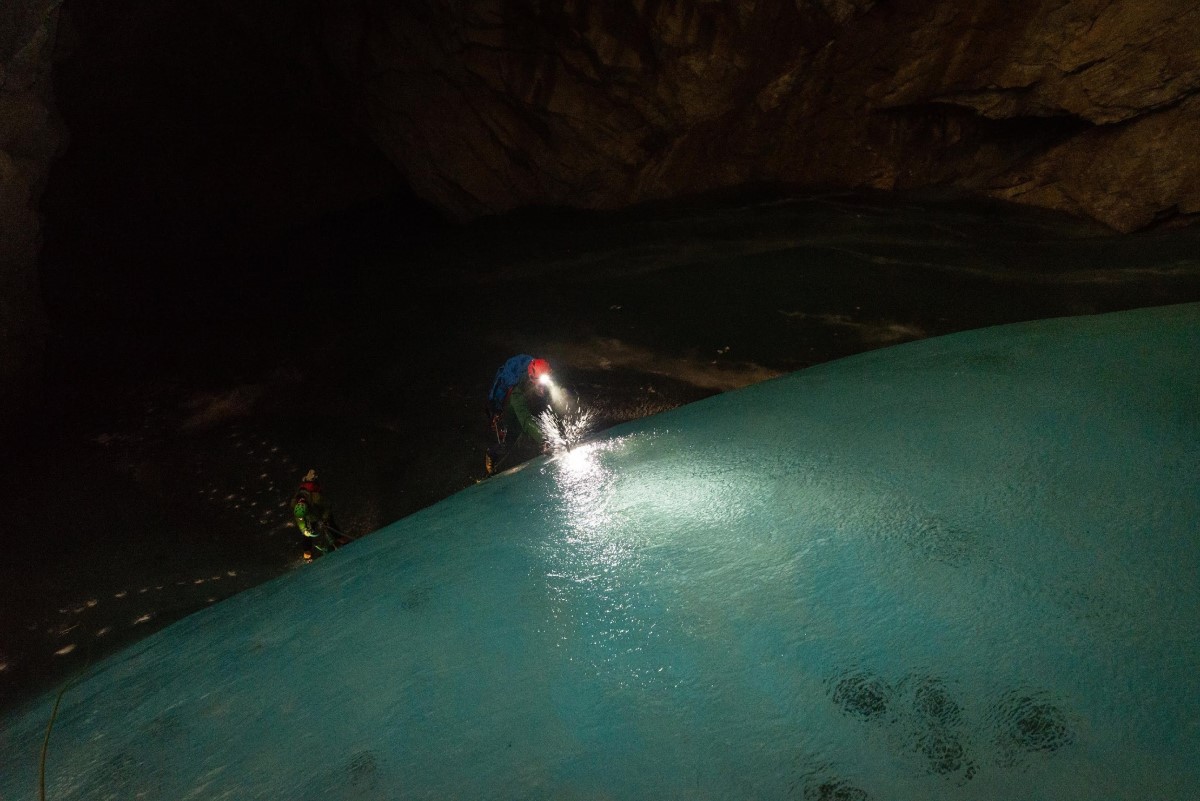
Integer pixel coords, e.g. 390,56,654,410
3,303,1198,800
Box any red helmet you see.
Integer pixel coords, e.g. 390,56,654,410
527,358,551,382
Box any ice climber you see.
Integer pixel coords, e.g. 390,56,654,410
293,469,338,560
485,355,554,475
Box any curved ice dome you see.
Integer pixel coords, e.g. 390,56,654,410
3,304,1198,800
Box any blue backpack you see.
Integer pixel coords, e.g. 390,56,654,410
488,355,534,416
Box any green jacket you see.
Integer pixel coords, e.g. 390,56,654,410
507,381,547,444
293,489,330,538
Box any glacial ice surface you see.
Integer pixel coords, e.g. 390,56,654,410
3,303,1198,800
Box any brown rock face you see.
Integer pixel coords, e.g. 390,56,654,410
1,0,63,424
5,0,1196,426
322,0,1200,230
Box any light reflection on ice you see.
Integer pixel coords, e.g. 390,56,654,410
544,435,674,688
5,306,1198,801
536,405,596,452
549,438,619,543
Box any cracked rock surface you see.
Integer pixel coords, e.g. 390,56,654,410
7,0,1200,431
325,0,1199,230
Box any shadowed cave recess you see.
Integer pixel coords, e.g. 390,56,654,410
6,0,1200,388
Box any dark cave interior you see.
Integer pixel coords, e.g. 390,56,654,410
3,0,1200,716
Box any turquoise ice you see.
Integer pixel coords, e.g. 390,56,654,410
3,303,1198,800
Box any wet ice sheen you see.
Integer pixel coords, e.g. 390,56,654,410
3,304,1198,800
